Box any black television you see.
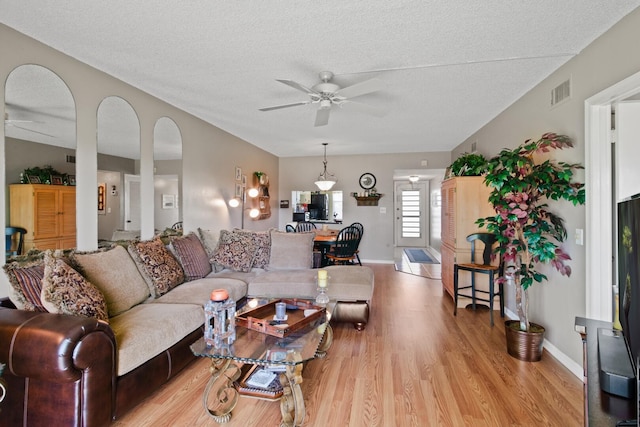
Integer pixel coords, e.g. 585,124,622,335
617,197,640,411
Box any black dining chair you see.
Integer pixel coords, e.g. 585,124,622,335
295,221,317,232
350,222,364,265
453,232,504,326
285,224,296,233
5,226,27,257
326,225,361,265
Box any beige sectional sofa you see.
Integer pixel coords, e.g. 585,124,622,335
0,227,374,427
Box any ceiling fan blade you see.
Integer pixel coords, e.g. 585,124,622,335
4,112,42,124
276,79,319,95
340,100,387,117
7,123,56,138
335,78,384,99
314,107,331,127
259,101,310,112
6,119,41,124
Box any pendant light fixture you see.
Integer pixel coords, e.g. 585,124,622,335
314,142,337,191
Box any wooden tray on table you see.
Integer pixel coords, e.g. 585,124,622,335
236,298,326,337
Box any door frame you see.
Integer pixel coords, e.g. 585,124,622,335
585,69,640,320
124,174,140,231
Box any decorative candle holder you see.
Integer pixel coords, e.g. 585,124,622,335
204,289,236,348
316,269,330,304
316,285,330,304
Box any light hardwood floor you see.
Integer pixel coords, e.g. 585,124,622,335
113,264,583,426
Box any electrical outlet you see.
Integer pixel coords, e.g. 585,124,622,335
575,228,584,245
379,207,386,214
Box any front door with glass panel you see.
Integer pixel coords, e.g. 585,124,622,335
395,181,428,247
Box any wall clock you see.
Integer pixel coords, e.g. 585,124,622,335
359,173,376,190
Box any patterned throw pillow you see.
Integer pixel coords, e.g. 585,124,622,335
210,230,257,273
171,232,212,281
40,250,109,322
251,231,271,269
3,261,46,311
197,228,220,257
128,237,185,297
233,229,271,269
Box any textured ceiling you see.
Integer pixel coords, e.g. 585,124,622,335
2,1,639,158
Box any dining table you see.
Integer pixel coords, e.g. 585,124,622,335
313,228,340,267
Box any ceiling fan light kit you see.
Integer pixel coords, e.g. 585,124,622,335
260,70,384,127
314,142,337,191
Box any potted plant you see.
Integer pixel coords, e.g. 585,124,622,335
448,152,488,177
476,133,585,361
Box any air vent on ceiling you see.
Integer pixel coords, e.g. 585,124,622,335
551,78,571,107
66,155,76,163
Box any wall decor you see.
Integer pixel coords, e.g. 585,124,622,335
98,183,106,215
235,166,242,181
28,175,41,184
254,171,271,220
22,165,67,185
352,193,383,206
162,194,176,209
68,175,76,186
280,200,290,208
359,172,376,190
235,183,242,198
51,175,63,185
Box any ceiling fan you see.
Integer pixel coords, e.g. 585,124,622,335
4,112,55,138
259,71,385,126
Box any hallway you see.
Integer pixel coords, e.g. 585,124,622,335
393,246,441,280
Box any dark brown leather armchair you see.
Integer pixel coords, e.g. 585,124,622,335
0,297,202,427
0,304,116,427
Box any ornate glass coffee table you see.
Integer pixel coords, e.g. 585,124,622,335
190,298,333,426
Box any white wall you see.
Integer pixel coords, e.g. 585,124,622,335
451,8,640,367
279,151,451,261
0,23,279,297
616,101,640,201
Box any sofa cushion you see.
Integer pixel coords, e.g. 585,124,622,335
128,237,185,297
109,303,203,376
151,277,248,305
170,232,212,281
323,265,375,301
246,269,319,299
3,259,46,311
234,228,271,269
207,268,263,283
72,245,150,317
210,230,257,273
40,250,109,322
267,230,314,270
247,266,374,302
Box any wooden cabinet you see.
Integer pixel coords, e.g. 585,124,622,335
440,177,494,299
9,184,76,251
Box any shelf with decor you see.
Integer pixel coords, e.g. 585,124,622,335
352,194,382,206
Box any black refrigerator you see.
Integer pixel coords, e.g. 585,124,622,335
309,194,328,220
